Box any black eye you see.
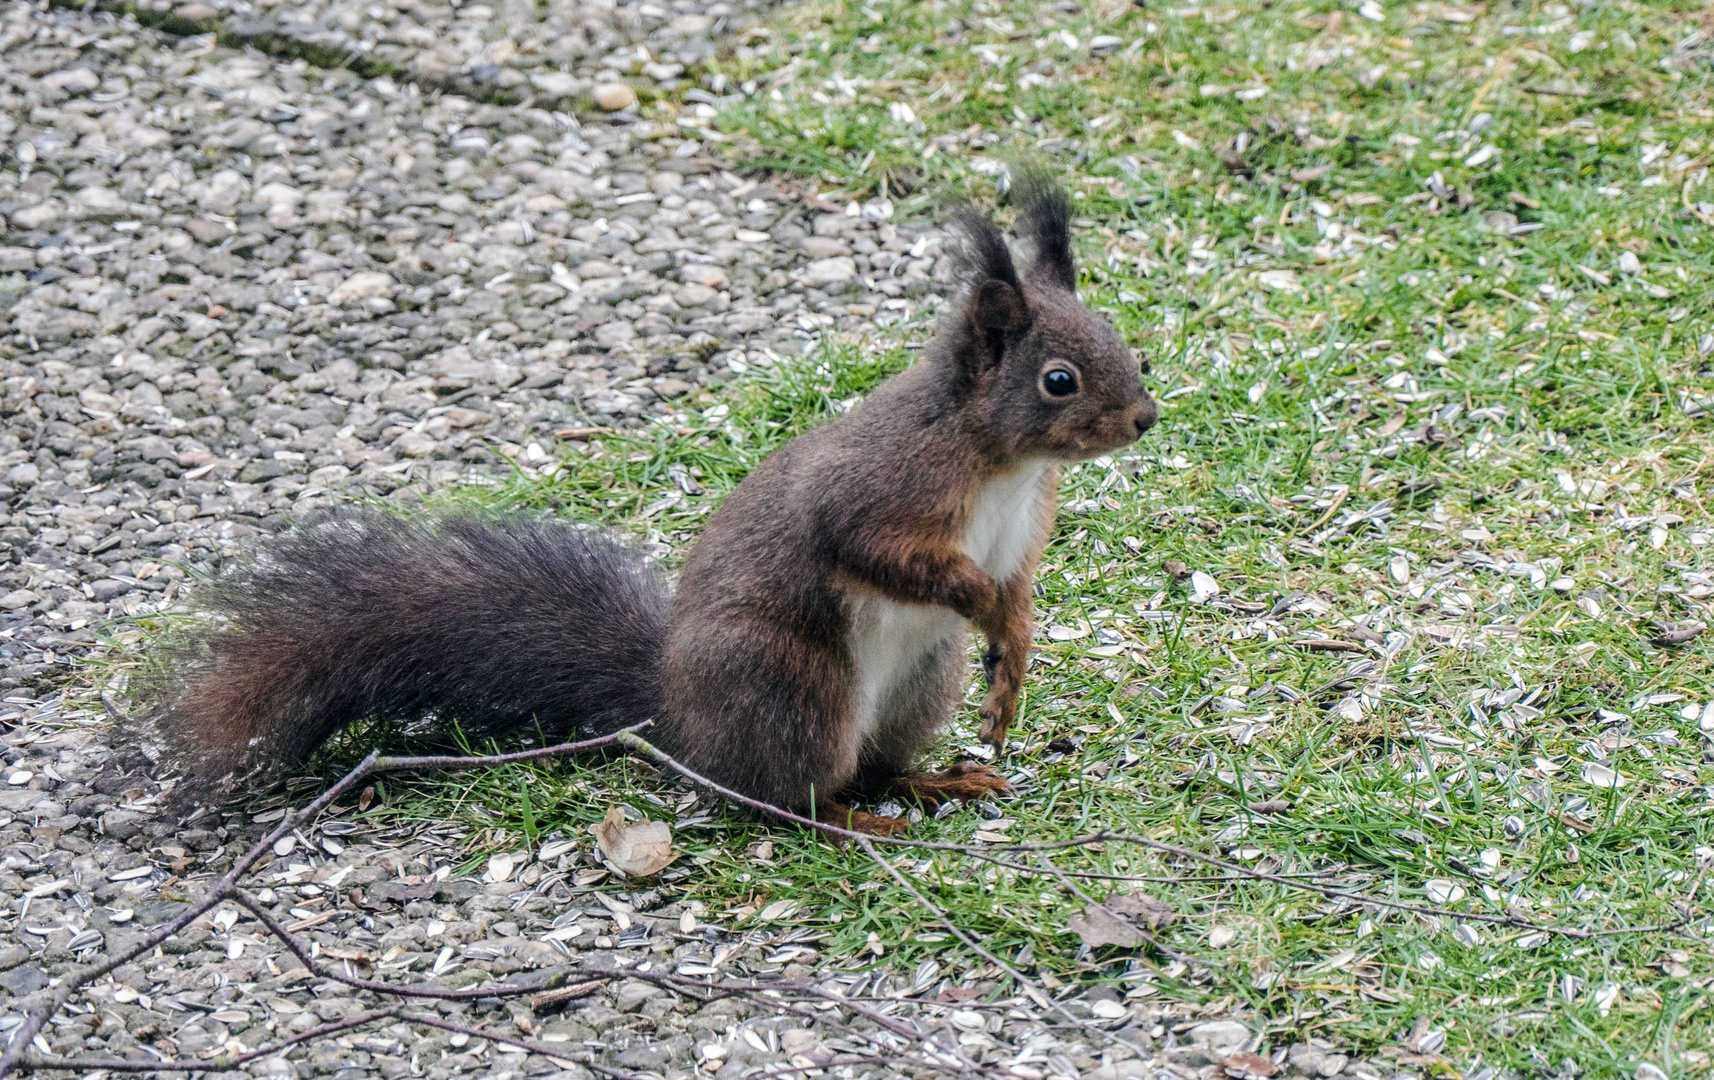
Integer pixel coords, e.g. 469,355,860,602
1042,368,1079,397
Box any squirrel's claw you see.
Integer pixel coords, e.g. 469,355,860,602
977,690,1015,748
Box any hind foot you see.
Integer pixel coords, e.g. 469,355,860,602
822,804,911,840
888,762,1011,806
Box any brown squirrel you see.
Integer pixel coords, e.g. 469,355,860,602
153,174,1156,835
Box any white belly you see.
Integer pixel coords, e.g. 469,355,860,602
848,595,965,743
846,461,1051,743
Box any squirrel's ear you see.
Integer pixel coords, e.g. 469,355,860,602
1014,169,1076,292
971,278,1029,334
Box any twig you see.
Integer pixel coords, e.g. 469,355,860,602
12,719,1688,1079
405,1014,651,1080
0,747,386,1077
368,725,649,773
1096,832,1690,941
1298,486,1348,535
14,1007,403,1073
0,728,643,1078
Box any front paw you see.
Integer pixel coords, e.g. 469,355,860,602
977,698,1013,748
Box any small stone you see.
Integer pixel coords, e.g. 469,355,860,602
531,71,579,97
676,283,719,307
74,187,126,214
328,272,396,305
42,67,100,94
680,263,728,288
1188,1020,1251,1051
593,82,638,111
801,256,858,286
0,590,38,610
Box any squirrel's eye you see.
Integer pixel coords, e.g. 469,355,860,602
1042,367,1079,397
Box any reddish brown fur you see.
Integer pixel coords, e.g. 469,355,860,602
150,176,1156,834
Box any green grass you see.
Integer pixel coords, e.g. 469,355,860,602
166,0,1714,1075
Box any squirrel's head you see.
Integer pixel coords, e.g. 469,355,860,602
940,172,1156,463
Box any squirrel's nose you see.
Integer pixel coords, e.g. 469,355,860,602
1130,395,1158,437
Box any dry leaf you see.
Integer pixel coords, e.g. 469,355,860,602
1105,892,1178,929
591,807,677,877
1067,905,1143,949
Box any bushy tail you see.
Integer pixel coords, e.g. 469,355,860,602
148,513,670,792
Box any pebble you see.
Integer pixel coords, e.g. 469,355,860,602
593,82,640,111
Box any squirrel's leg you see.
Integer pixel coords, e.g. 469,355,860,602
662,627,865,817
818,801,912,838
975,572,1035,748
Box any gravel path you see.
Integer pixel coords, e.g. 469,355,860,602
0,0,949,691
0,3,1415,1077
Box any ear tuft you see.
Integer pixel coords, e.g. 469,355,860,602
971,279,1029,333
948,205,1021,290
1013,168,1076,291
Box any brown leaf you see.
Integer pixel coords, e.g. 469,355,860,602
1248,799,1292,816
591,807,677,877
1069,912,1138,953
1105,892,1178,929
1068,906,1143,949
937,986,984,1003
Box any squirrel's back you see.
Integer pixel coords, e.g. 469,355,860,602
151,513,669,791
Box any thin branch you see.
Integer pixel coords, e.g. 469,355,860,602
369,724,651,772
0,728,643,1079
1094,832,1691,941
0,747,385,1077
13,1007,403,1073
404,1014,653,1080
10,720,1688,1080
232,889,575,1000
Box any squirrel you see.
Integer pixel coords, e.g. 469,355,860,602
151,174,1157,835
